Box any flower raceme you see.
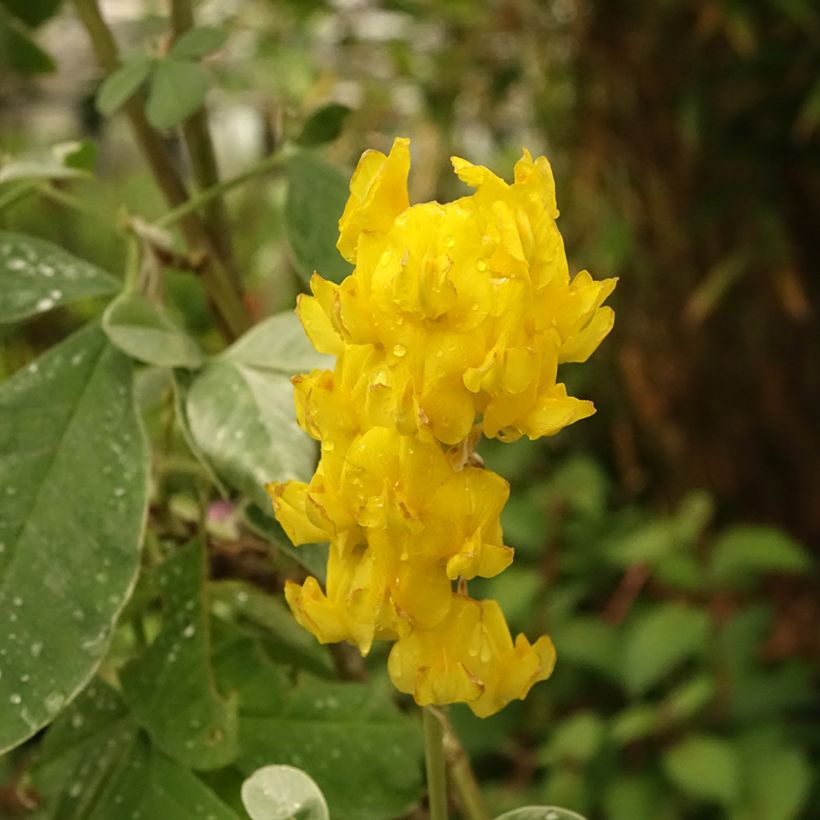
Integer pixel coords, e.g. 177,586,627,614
268,138,616,717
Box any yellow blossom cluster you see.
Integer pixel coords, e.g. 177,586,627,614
268,138,616,717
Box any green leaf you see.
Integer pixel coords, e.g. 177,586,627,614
285,152,354,285
102,291,204,368
0,232,120,322
170,26,229,59
605,519,678,567
242,765,329,820
709,526,812,588
146,58,209,129
210,580,333,676
215,636,424,820
0,0,63,28
609,704,658,745
33,683,241,819
552,617,621,681
96,55,154,116
0,154,90,186
244,503,328,582
0,17,54,73
297,102,352,147
539,712,605,766
53,138,98,172
603,776,664,820
121,541,238,770
0,324,149,753
622,603,708,696
663,674,715,723
494,809,587,820
185,360,317,510
736,729,813,820
662,735,741,806
222,311,331,374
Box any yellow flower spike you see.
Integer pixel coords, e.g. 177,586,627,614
337,137,411,263
387,595,556,717
270,138,615,715
266,481,330,544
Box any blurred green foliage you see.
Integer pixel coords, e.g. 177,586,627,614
1,0,818,818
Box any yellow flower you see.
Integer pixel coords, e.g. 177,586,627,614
388,595,556,718
297,138,616,444
269,138,615,716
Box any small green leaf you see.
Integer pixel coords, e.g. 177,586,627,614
1,0,63,28
0,324,149,753
0,154,90,186
244,504,328,582
297,102,352,147
96,55,154,116
603,776,664,820
494,809,587,820
222,311,332,374
0,232,120,322
285,152,354,285
552,617,621,681
121,541,238,770
102,291,204,368
709,525,812,588
242,765,329,820
185,360,317,510
170,26,229,59
53,138,98,172
539,712,605,765
0,17,54,73
146,58,209,129
662,735,741,806
609,704,658,745
663,674,715,723
736,729,813,820
622,603,708,695
605,519,678,567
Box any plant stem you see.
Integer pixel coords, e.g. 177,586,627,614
154,153,283,229
441,712,491,820
169,0,242,292
424,706,448,820
71,0,249,340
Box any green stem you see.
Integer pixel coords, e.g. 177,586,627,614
442,711,491,820
39,184,120,227
154,153,283,229
169,0,241,292
71,0,249,340
424,706,449,820
0,180,37,211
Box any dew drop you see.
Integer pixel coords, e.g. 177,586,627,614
9,693,21,705
392,343,407,357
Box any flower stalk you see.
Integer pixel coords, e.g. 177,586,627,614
424,707,448,820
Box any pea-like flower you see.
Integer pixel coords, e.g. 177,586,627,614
268,138,615,716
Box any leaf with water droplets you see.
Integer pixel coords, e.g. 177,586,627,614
215,635,423,820
120,540,239,770
0,232,120,323
242,765,329,820
0,323,149,753
102,291,204,368
32,680,240,819
493,809,588,820
185,359,316,511
221,311,331,375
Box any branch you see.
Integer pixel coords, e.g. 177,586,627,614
169,0,242,292
71,0,249,340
